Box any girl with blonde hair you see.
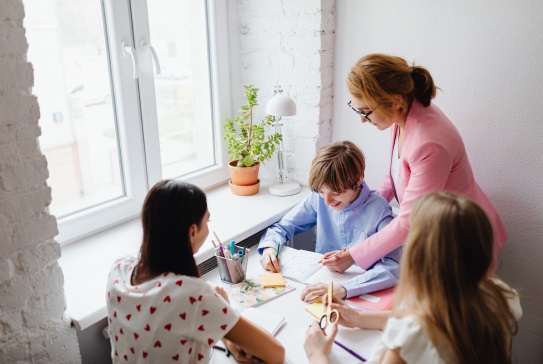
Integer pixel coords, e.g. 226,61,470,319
304,192,521,364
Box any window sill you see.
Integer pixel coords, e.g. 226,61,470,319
58,180,309,330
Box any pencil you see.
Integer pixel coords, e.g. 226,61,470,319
318,248,346,264
334,340,366,362
211,239,217,248
213,231,223,246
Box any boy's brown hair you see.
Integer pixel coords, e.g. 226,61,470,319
308,141,365,193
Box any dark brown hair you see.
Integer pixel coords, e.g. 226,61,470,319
347,53,436,116
138,180,207,278
308,141,365,193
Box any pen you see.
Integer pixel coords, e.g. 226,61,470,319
230,240,235,257
276,242,281,259
213,231,223,246
218,242,225,258
213,345,230,357
318,248,346,264
334,340,366,362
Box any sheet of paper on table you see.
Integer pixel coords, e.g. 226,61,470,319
279,246,365,285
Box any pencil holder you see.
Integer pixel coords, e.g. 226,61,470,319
215,246,248,284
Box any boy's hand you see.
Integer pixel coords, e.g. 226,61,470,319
260,247,280,272
301,283,347,303
320,249,355,273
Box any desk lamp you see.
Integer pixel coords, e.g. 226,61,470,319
266,86,301,196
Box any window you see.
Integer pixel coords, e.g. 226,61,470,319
23,0,231,244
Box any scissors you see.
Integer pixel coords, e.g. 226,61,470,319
319,281,340,332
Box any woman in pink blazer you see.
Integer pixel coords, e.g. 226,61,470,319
322,54,507,276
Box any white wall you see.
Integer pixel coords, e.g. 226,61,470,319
332,1,543,362
229,0,336,184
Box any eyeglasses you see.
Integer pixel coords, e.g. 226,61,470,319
319,282,340,332
348,101,372,122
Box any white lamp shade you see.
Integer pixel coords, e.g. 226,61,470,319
266,93,297,117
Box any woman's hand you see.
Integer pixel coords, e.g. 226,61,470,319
301,283,347,303
260,247,280,272
320,249,355,273
223,339,259,363
304,321,337,364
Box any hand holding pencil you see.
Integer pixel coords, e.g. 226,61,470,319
260,244,281,273
319,248,355,274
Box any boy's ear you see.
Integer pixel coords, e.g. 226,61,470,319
357,176,364,186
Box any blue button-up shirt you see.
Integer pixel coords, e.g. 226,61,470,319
258,181,402,297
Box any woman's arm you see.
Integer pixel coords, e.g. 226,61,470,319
224,316,285,364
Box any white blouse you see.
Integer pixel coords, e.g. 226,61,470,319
367,279,522,364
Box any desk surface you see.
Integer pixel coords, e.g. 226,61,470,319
204,248,382,364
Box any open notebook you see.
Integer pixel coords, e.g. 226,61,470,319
214,307,285,354
278,246,366,285
241,307,285,335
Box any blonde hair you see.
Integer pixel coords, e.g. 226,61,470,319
308,141,365,193
346,53,436,117
393,192,517,363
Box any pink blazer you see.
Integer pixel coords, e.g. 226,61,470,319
349,101,507,272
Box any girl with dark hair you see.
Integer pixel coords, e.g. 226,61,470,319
106,180,284,364
323,53,507,275
305,192,521,364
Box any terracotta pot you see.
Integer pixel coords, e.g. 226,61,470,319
228,160,260,186
229,179,260,196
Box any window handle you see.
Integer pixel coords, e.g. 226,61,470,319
141,41,161,76
122,41,139,79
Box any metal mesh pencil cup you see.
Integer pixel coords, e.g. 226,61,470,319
215,246,248,284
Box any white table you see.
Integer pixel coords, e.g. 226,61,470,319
204,247,382,363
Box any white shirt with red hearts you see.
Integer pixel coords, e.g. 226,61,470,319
106,256,240,363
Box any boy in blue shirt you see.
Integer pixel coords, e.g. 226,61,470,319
258,141,402,301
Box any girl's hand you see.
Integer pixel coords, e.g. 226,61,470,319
304,321,337,364
320,250,355,273
223,339,259,363
301,283,347,303
260,247,280,272
329,300,360,328
207,282,230,303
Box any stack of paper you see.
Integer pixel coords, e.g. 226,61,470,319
260,273,286,288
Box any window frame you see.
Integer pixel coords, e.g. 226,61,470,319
55,0,231,245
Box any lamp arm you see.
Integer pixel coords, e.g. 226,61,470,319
274,117,285,183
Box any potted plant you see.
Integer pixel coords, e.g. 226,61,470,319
224,85,282,195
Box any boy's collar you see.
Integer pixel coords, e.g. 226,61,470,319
344,180,370,213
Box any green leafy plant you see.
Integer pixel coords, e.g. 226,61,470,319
224,85,282,167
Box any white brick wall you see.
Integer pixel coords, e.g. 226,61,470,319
238,0,336,184
0,0,81,362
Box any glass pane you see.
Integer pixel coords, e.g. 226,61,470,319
148,0,215,179
23,0,123,217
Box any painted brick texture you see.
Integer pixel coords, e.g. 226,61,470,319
238,0,336,183
0,0,81,362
